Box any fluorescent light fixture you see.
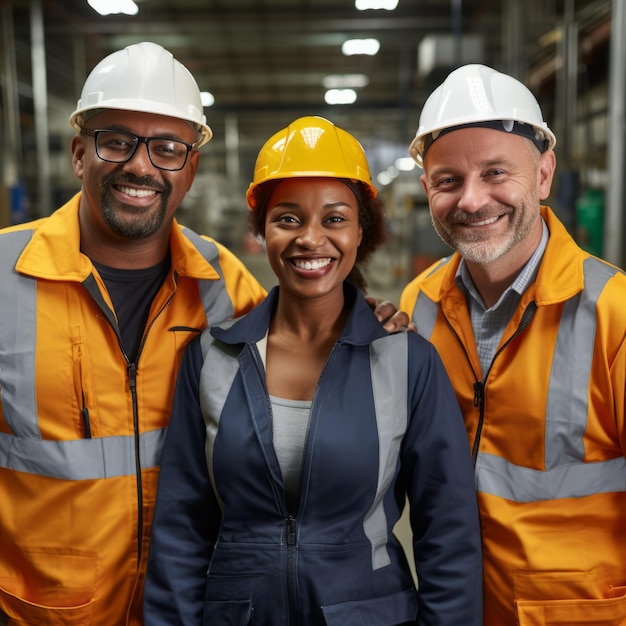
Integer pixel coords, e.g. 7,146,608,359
324,89,358,105
323,74,370,89
394,157,416,171
341,39,380,56
356,0,399,9
377,165,402,185
200,92,215,107
87,0,138,16
377,171,393,185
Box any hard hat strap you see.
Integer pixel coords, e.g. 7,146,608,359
423,120,549,158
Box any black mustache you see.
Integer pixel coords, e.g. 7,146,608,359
102,173,167,193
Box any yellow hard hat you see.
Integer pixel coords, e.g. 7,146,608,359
246,116,376,210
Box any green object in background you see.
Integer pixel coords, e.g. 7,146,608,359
576,188,605,257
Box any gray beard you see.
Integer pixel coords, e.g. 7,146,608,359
431,205,537,265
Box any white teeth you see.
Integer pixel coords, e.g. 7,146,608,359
119,186,157,198
293,258,331,270
472,216,499,226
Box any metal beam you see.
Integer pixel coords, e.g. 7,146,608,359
606,0,626,266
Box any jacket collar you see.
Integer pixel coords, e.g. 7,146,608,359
211,282,389,347
16,192,220,282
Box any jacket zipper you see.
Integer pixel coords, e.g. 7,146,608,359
467,301,537,464
129,287,176,564
81,391,92,439
126,361,144,564
73,342,93,439
90,271,177,566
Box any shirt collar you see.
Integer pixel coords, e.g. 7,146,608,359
456,216,549,304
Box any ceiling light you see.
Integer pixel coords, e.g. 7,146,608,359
323,74,370,89
324,89,358,105
200,92,215,107
87,0,138,16
394,157,416,171
356,0,399,9
341,39,380,56
377,171,394,185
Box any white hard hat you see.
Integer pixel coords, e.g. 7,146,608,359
69,42,212,148
409,64,556,167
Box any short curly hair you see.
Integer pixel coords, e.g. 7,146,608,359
247,178,388,292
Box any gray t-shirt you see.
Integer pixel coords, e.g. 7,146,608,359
270,395,311,513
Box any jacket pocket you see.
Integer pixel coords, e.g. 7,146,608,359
72,338,96,439
517,592,626,625
321,588,417,625
0,548,96,626
515,570,626,625
202,599,253,626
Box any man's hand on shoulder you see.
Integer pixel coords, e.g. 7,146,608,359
365,296,416,334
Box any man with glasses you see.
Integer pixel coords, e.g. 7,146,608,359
0,42,261,626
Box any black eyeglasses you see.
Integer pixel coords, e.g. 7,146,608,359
80,128,193,171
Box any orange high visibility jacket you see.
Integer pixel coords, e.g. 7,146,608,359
400,206,626,625
0,193,266,625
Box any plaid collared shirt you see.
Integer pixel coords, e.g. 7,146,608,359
456,218,549,380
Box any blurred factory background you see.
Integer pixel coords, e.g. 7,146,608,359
1,0,624,302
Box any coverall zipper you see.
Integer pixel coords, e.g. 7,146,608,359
249,346,300,623
286,515,299,625
249,338,340,624
285,343,339,625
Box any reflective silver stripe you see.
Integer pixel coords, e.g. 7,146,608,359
182,229,236,324
0,428,165,479
365,333,408,570
409,257,452,341
476,257,624,501
0,230,40,438
546,258,619,468
476,452,626,502
412,292,438,341
412,256,624,503
199,330,241,512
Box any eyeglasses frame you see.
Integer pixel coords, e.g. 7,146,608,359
79,127,194,171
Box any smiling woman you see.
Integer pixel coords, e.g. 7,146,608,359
144,115,483,626
246,116,387,292
262,177,363,314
